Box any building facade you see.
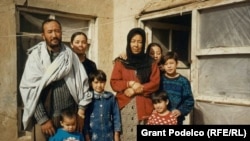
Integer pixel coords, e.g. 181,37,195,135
0,0,249,140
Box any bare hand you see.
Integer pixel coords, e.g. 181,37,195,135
85,134,91,141
77,109,85,132
41,120,55,136
170,109,181,118
131,82,143,94
124,88,135,97
114,132,120,141
119,52,127,60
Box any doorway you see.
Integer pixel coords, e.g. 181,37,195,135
142,13,192,124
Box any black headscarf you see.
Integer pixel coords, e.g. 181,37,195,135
116,28,154,83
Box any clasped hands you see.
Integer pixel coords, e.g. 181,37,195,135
124,81,143,97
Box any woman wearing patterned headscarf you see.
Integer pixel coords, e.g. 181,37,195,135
110,27,160,141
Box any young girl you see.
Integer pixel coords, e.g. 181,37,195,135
145,42,164,71
84,69,121,141
147,91,177,125
49,108,84,141
160,51,194,125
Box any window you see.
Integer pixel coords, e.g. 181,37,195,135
193,2,250,124
197,2,250,100
144,14,191,68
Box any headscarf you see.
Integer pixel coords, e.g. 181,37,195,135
116,27,154,83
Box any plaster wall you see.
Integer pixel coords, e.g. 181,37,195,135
2,0,245,140
0,2,19,141
113,0,152,60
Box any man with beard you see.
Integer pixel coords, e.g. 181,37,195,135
19,19,92,141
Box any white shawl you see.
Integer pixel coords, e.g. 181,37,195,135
19,41,92,130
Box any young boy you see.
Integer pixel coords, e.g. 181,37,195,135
147,90,177,125
49,108,84,141
84,69,121,141
160,51,194,125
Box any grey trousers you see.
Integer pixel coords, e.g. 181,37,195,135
31,124,47,141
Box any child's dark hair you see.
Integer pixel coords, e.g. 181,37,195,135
89,69,107,83
60,108,76,121
151,90,168,104
163,51,178,63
